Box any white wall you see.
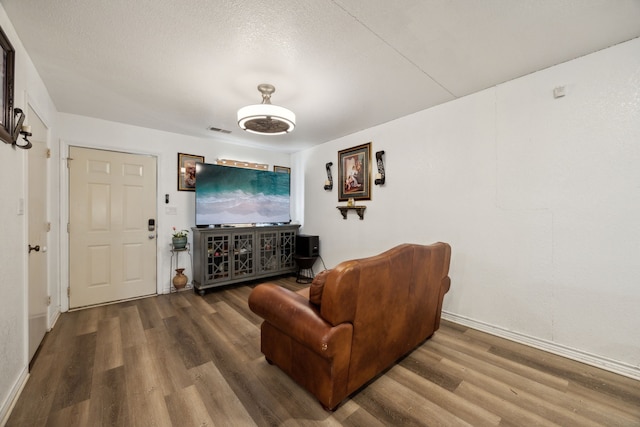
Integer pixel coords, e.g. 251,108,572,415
56,113,296,311
0,5,58,422
294,38,640,378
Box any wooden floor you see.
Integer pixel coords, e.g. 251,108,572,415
7,276,640,426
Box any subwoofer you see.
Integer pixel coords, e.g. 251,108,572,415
296,234,319,257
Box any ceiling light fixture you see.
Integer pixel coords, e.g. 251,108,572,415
237,84,295,135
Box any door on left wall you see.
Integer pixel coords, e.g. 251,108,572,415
68,147,157,308
27,107,48,363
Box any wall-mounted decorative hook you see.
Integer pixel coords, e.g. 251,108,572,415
324,162,333,190
374,150,385,185
12,108,32,149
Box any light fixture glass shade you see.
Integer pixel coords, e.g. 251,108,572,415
237,84,296,135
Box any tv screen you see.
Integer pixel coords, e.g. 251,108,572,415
195,163,291,226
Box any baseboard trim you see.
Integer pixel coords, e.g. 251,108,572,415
441,311,640,381
0,367,29,426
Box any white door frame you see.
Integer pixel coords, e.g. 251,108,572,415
59,140,163,312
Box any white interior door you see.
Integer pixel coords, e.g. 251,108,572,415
69,147,157,308
27,108,49,362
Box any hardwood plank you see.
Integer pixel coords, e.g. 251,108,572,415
39,309,80,356
488,342,640,408
122,342,172,427
202,314,296,425
248,356,334,423
163,311,212,369
400,347,462,392
439,357,603,427
435,327,570,391
136,295,166,330
154,293,180,318
74,305,107,336
164,385,216,427
93,316,123,373
352,374,473,426
118,305,146,348
144,327,193,396
6,353,61,426
87,366,128,426
337,403,387,427
44,399,90,427
205,300,263,361
183,291,217,316
49,332,97,412
454,380,561,426
189,361,256,426
387,364,501,426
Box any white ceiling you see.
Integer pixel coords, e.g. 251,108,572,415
2,0,640,153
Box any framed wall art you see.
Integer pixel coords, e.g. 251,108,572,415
0,25,15,145
274,165,290,174
178,153,204,191
338,142,371,201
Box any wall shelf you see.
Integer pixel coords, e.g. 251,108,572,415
337,206,366,220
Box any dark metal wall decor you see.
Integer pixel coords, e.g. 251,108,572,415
12,108,32,149
374,150,385,185
0,24,15,146
324,162,333,190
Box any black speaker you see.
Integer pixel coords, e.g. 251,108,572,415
296,234,319,257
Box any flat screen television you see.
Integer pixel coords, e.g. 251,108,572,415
195,162,291,227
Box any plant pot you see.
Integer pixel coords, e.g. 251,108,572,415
172,268,188,290
172,236,187,249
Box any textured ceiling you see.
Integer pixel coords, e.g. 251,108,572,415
2,0,640,153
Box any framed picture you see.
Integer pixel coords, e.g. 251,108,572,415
338,142,371,201
0,25,15,145
274,165,290,174
178,153,204,191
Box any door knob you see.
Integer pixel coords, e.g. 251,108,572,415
28,244,40,253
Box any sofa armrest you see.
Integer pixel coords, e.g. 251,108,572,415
249,283,352,359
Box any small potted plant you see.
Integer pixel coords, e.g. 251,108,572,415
172,227,189,250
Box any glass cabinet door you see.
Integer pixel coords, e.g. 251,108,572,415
257,231,278,273
232,232,254,279
279,230,296,270
205,234,230,283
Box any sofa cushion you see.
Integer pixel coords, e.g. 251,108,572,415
309,270,330,306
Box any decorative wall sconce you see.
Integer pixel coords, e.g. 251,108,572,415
324,162,333,190
374,150,385,185
12,108,32,150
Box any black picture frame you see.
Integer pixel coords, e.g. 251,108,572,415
178,152,204,191
338,142,372,201
0,25,15,145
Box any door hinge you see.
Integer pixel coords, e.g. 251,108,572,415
67,287,70,297
46,149,51,158
67,223,70,233
66,157,73,168
46,222,51,232
47,295,51,306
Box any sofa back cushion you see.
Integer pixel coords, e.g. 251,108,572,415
316,243,451,392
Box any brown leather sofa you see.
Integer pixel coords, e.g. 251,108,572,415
248,242,451,410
